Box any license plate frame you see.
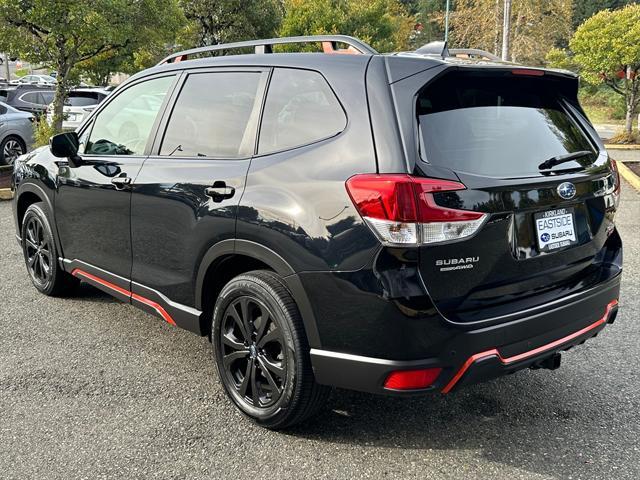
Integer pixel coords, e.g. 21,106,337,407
534,207,578,252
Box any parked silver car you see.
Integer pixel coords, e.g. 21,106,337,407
0,101,34,165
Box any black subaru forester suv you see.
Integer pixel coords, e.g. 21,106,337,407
12,36,622,429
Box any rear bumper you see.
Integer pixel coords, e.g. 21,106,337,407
310,275,620,395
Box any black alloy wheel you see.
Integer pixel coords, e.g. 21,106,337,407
220,296,286,409
21,203,79,296
24,214,53,288
212,270,330,429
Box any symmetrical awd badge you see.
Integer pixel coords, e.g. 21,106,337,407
557,182,577,200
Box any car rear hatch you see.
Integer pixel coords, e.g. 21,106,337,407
389,65,621,324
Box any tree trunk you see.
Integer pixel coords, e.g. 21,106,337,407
624,67,636,136
501,0,512,61
3,53,9,81
626,96,635,135
494,0,501,56
51,62,70,133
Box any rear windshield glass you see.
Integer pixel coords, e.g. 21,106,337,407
66,95,102,106
417,73,596,177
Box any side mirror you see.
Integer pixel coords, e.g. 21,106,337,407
50,131,82,167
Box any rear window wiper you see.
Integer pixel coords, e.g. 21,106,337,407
539,151,593,170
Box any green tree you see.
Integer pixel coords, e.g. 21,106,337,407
280,0,415,53
545,47,579,72
573,0,638,28
403,0,447,48
570,4,640,134
0,0,184,132
180,0,283,48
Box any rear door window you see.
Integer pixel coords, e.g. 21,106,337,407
417,72,596,177
258,68,346,155
160,71,262,158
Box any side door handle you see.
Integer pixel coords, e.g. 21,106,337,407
111,175,132,190
205,181,235,202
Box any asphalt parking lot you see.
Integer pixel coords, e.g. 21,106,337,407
0,182,639,480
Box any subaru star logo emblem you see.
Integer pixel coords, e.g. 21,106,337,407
557,182,576,200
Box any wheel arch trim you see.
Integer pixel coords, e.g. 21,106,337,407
15,182,64,260
195,239,322,348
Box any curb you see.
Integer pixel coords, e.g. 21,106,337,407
0,188,14,201
617,161,640,192
605,144,640,150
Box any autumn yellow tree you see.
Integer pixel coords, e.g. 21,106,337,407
448,0,574,65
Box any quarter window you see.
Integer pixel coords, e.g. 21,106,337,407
160,72,262,158
85,76,174,156
20,92,42,104
41,91,54,104
258,68,346,155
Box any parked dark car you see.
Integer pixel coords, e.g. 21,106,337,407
0,84,55,116
11,36,622,429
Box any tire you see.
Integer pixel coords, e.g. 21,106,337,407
211,270,330,429
0,135,26,166
21,202,79,296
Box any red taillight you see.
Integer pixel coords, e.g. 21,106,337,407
345,174,487,245
344,174,418,222
384,368,442,390
413,179,486,223
511,68,545,76
610,159,621,195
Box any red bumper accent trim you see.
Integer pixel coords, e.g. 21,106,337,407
131,293,176,326
441,299,619,394
71,269,176,326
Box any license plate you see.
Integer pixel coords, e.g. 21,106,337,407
66,113,77,121
534,207,578,252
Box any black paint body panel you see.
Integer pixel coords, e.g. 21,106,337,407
11,51,623,395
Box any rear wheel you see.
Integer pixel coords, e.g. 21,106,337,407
0,135,25,166
21,203,79,296
211,270,330,429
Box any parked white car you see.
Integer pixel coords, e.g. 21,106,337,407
14,74,57,85
46,88,110,130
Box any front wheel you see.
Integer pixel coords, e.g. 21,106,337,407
21,203,79,296
211,270,330,429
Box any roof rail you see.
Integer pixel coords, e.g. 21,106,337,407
157,35,378,65
449,48,502,62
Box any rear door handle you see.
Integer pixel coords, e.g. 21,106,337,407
205,181,235,201
111,175,132,189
